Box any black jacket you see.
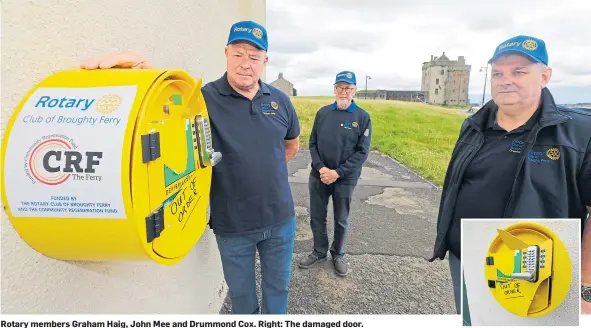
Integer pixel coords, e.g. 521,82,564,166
429,88,591,261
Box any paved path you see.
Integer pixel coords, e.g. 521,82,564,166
220,150,456,314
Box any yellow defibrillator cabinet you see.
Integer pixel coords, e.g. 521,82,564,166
0,69,221,265
484,222,572,317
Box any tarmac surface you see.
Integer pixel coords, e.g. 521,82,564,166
220,150,456,314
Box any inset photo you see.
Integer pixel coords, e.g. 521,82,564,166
461,219,580,326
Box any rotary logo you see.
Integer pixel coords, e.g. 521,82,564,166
252,28,263,39
522,39,538,51
95,94,122,114
271,101,279,110
546,147,560,160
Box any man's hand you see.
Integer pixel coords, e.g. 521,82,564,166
80,51,152,70
320,169,339,184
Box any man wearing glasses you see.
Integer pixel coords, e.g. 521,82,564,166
298,71,372,277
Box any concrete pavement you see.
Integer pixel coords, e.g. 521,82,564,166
220,150,456,314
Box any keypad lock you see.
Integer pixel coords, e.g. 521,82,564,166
194,115,221,168
484,223,571,318
511,245,540,283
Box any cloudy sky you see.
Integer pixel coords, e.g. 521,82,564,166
265,0,591,104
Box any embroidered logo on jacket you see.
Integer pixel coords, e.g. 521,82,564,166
341,121,356,129
527,147,561,163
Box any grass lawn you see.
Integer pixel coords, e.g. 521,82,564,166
290,96,469,186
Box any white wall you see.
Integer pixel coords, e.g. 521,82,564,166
1,0,266,314
462,219,580,326
427,65,447,105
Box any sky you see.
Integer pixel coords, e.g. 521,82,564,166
264,0,591,104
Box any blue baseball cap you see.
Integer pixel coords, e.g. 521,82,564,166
335,71,356,85
226,20,268,51
488,35,548,65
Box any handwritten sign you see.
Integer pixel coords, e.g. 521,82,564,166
168,175,200,229
498,281,522,298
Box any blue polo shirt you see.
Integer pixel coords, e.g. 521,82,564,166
201,73,300,236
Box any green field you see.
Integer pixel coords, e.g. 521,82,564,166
290,96,469,186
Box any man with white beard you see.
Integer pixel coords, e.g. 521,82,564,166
298,71,372,277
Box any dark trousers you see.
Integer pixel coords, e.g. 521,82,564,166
449,251,471,323
309,175,357,258
449,251,461,314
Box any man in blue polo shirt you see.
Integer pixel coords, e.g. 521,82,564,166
298,71,372,277
80,20,301,315
428,35,591,315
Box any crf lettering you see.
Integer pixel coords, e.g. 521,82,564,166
43,151,103,173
